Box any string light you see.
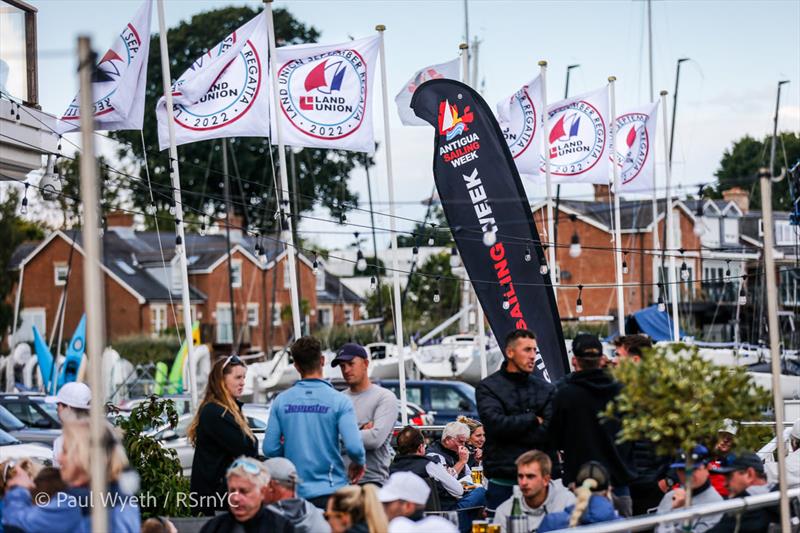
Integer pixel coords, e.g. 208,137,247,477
449,247,460,268
57,135,62,153
502,296,510,310
694,185,706,236
657,282,666,312
356,250,367,272
569,233,581,258
19,183,29,215
199,221,207,236
680,249,690,281
738,276,747,305
524,247,532,262
576,284,584,314
313,252,320,276
622,251,629,275
174,233,183,256
433,276,441,303
483,230,497,247
370,276,377,291
427,224,436,246
725,260,731,278
411,245,419,264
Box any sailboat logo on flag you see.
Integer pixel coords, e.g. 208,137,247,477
614,113,650,184
438,99,474,140
171,31,264,132
546,100,606,176
277,48,368,140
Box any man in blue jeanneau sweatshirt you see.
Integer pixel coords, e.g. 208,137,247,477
263,336,366,509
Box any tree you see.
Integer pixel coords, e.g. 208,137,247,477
110,6,370,233
606,344,771,508
54,154,123,227
0,190,46,341
713,132,800,211
396,206,454,247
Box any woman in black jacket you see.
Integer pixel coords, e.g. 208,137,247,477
188,354,257,515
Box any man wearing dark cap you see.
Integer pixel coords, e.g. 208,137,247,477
707,453,778,533
655,446,723,532
548,333,637,517
334,342,398,486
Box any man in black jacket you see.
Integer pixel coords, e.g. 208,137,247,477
549,333,637,517
476,329,555,511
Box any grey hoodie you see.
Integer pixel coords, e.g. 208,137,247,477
493,481,576,532
268,498,331,533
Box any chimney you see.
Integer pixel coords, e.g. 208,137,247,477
593,184,612,203
722,186,749,213
106,211,135,229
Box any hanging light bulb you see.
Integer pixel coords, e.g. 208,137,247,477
370,276,377,291
356,250,367,272
433,276,441,303
199,222,207,236
502,297,510,310
725,260,731,278
680,261,690,281
427,224,436,246
657,295,666,312
19,196,28,215
738,278,747,305
57,135,62,152
169,204,176,216
569,233,581,258
483,230,497,247
313,253,320,276
175,234,184,256
449,247,460,268
576,285,584,314
411,245,419,264
539,260,549,276
524,247,532,262
622,252,629,274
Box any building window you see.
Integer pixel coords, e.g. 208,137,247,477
231,260,242,288
15,307,45,343
151,305,167,336
216,304,233,344
246,303,259,327
283,260,291,289
171,262,182,292
317,306,332,327
271,303,282,327
315,267,326,291
344,306,354,324
54,264,68,286
0,1,38,104
671,212,682,249
780,269,800,306
723,217,739,244
775,221,797,246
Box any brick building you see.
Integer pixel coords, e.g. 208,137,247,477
4,213,362,353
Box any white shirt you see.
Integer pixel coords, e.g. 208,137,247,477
766,447,800,487
425,460,464,498
389,516,458,533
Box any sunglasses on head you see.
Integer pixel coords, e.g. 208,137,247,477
2,461,15,484
222,354,243,369
229,457,262,475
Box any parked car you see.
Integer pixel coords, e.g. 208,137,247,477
0,427,53,464
378,380,478,424
149,411,267,477
0,405,60,446
0,393,61,429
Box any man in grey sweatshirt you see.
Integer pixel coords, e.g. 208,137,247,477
263,457,331,533
334,343,399,486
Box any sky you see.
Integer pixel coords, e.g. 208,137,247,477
20,0,800,250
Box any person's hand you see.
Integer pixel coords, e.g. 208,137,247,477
7,467,34,491
536,416,544,426
658,479,670,493
360,421,374,430
474,448,483,462
457,445,469,463
349,463,365,484
671,487,686,509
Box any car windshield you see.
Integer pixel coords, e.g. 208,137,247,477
0,428,21,446
0,405,26,430
35,400,59,420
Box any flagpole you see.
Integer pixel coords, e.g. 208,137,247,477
156,0,198,410
77,35,108,533
265,0,302,339
539,61,557,287
460,43,469,86
376,25,408,425
609,76,625,335
661,90,680,341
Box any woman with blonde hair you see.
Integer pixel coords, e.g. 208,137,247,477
188,354,257,515
538,461,620,531
2,419,141,532
325,484,388,533
457,415,485,467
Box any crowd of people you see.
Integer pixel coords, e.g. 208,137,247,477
0,329,797,532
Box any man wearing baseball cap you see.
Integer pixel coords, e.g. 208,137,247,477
45,382,91,466
263,457,330,533
334,342,398,487
707,453,778,532
378,472,457,532
548,334,636,517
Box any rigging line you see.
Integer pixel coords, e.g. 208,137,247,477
141,129,183,347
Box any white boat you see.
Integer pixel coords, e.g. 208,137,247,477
244,350,300,402
413,335,503,385
365,342,418,381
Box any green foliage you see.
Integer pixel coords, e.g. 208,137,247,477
0,190,47,338
111,397,192,518
606,344,772,458
561,322,609,340
315,325,377,350
113,334,182,366
396,207,453,247
362,256,386,276
109,6,371,232
54,154,122,226
712,132,800,211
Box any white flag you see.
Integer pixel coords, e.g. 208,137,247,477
156,12,270,150
271,34,380,153
56,0,151,133
614,102,659,192
497,75,545,178
395,58,459,126
537,85,611,184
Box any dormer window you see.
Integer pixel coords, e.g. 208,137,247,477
0,1,38,104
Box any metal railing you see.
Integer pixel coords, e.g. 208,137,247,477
556,487,800,532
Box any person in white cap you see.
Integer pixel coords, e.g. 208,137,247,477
765,417,800,487
263,457,330,533
45,381,91,467
379,472,457,533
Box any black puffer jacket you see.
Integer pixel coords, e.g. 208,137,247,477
549,369,636,487
476,362,555,480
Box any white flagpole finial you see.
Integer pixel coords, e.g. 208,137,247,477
538,60,547,67
608,75,617,82
376,24,386,32
660,90,668,96
459,42,468,50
